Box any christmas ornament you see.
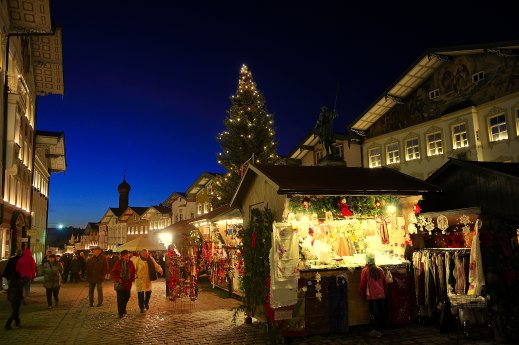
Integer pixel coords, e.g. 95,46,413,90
425,217,435,235
437,215,449,234
337,197,353,217
413,204,421,214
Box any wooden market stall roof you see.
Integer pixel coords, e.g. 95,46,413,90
153,219,194,235
188,204,241,224
231,164,440,207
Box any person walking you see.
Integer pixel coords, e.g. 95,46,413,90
111,250,136,318
69,255,82,283
42,254,62,308
15,248,37,302
132,248,163,313
2,250,22,281
359,253,388,338
86,246,109,307
78,251,87,281
4,271,24,330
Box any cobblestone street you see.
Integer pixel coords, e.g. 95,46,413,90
0,278,495,345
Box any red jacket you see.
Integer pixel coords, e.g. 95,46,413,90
16,248,36,280
111,259,136,290
359,265,387,300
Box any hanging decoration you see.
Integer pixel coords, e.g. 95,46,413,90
413,204,421,214
289,195,400,218
376,215,391,244
425,217,435,236
407,212,418,234
337,197,353,217
437,215,449,234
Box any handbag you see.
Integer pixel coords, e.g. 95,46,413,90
114,281,123,291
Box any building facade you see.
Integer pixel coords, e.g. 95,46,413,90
350,42,519,179
163,192,196,224
30,131,66,262
288,131,362,167
142,205,171,232
0,1,64,259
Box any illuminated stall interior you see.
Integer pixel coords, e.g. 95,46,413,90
190,205,243,295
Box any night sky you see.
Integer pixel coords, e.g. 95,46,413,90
37,1,518,228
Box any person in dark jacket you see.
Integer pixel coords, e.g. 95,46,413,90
2,250,22,281
86,246,109,307
43,254,63,308
5,271,23,330
69,255,82,283
111,250,136,318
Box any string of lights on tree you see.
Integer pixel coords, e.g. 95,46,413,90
214,65,279,205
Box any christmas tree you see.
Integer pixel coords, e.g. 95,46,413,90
215,65,278,205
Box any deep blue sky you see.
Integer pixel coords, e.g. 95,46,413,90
37,1,518,228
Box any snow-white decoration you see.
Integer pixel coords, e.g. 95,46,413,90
425,217,435,235
416,215,426,232
437,215,449,234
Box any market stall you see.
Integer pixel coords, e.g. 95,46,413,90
189,205,244,296
230,164,440,336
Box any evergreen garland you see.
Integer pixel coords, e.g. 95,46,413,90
289,195,400,218
235,207,273,320
214,65,279,206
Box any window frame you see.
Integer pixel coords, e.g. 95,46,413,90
488,113,508,142
426,131,444,156
452,123,469,149
386,142,400,165
405,137,420,161
368,147,382,168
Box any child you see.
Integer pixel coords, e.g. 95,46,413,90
359,253,387,338
5,271,24,330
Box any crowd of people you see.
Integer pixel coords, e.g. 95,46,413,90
2,246,167,329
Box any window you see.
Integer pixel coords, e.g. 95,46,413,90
472,71,485,83
203,202,210,213
405,138,420,161
334,143,344,158
488,114,508,142
427,132,443,156
315,149,323,163
429,89,440,100
178,210,183,221
368,147,381,168
207,184,213,195
386,143,400,165
197,203,203,215
452,123,468,149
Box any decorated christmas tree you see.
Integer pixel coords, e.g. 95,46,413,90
215,65,279,205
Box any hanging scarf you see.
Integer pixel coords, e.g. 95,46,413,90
120,259,129,281
142,255,157,281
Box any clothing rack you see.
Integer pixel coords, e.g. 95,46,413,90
418,248,470,252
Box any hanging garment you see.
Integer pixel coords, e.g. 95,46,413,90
468,221,485,296
336,234,351,257
389,270,412,325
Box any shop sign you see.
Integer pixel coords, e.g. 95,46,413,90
274,307,294,320
20,237,29,242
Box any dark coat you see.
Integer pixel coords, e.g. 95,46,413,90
86,254,108,283
2,254,21,280
69,258,82,273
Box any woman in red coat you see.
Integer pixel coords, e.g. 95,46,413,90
359,253,387,338
111,250,136,318
15,248,36,300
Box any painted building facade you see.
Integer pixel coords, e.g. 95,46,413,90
350,42,519,179
0,1,64,258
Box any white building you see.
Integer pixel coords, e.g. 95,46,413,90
349,41,519,179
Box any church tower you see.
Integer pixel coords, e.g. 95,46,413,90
117,175,131,210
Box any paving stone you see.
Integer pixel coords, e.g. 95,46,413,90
0,279,497,344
